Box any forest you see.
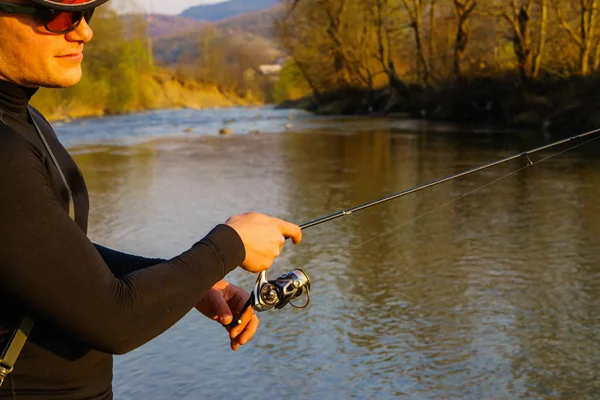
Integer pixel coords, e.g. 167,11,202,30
273,0,600,131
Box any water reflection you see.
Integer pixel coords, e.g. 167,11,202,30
71,143,160,253
69,117,599,399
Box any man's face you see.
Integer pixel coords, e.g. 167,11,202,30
0,0,94,88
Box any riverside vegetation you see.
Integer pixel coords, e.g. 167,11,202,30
272,0,600,133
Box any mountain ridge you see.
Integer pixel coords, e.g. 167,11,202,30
150,5,283,65
145,14,206,39
180,0,279,22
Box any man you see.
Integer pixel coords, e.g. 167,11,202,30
0,0,302,398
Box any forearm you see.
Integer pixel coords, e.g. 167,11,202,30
4,223,244,355
0,142,245,354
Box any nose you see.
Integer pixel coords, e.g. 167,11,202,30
66,17,94,43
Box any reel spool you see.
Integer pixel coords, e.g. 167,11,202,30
228,269,311,327
252,269,311,312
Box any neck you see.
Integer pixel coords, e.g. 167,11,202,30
0,78,38,115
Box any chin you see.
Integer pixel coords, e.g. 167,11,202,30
41,66,83,88
54,71,83,88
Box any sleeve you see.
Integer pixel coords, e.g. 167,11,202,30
0,140,245,355
94,244,167,278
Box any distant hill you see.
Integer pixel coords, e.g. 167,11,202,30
146,5,282,40
181,0,279,22
152,24,281,66
146,14,206,39
218,5,283,38
152,5,284,64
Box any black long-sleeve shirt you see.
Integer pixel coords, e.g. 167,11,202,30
0,79,245,399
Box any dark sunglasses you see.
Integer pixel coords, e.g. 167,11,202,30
0,2,94,34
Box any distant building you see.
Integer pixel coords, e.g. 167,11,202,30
258,64,282,76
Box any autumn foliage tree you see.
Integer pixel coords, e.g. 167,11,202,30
276,0,598,97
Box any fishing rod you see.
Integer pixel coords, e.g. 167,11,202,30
227,127,600,328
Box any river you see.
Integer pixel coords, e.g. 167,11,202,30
55,107,600,399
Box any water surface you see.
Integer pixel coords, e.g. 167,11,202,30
56,107,600,399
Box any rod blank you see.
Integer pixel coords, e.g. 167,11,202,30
299,128,600,230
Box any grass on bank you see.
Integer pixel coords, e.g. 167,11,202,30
31,69,253,122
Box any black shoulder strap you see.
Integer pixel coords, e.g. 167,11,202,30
29,107,75,221
0,317,34,386
0,108,75,387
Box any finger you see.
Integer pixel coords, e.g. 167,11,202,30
230,315,259,351
229,287,250,312
229,307,253,351
279,221,302,245
224,292,253,331
236,314,260,346
229,303,255,339
207,291,233,326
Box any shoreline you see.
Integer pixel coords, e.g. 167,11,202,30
41,102,247,123
278,76,600,136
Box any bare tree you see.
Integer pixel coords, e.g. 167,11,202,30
316,0,353,86
532,0,547,77
282,0,373,89
555,0,599,75
277,0,341,94
367,0,410,97
452,0,477,79
276,9,325,97
402,0,432,84
491,0,548,80
429,0,437,78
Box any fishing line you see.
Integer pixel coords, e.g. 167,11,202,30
348,166,529,250
347,134,600,250
299,126,600,231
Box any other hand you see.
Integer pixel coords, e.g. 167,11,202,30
195,280,259,351
225,212,302,273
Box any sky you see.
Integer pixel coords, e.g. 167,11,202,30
135,0,227,15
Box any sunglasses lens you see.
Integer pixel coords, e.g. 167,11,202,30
44,8,93,34
45,11,79,33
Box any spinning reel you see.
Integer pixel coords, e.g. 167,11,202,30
229,269,311,327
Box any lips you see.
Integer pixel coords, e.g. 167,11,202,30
56,51,84,62
57,45,84,58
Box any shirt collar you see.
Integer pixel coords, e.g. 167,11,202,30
0,78,38,116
